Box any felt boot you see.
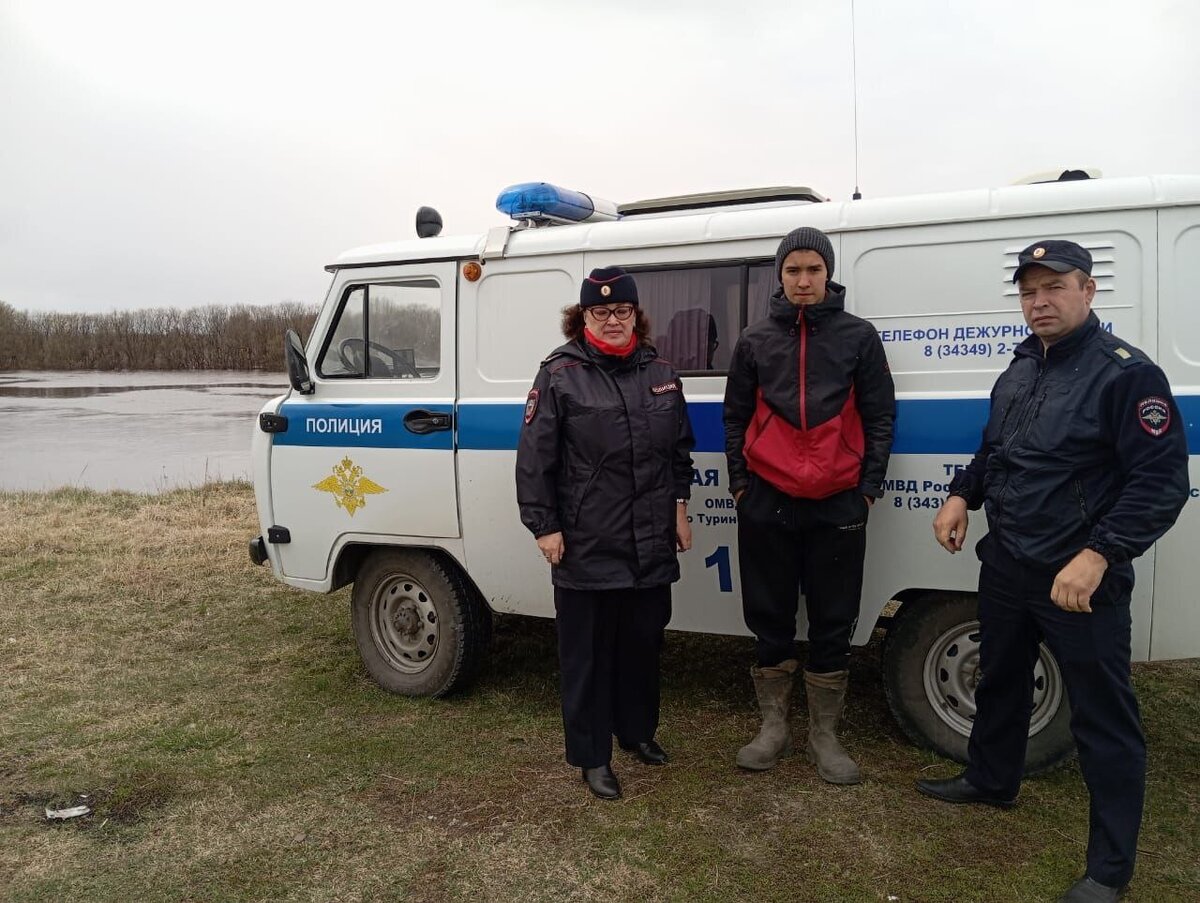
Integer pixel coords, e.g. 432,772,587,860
804,669,862,785
735,659,799,771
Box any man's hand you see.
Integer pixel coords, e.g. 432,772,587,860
863,495,874,508
733,489,745,503
1051,548,1108,613
933,496,969,553
536,532,565,567
676,503,692,552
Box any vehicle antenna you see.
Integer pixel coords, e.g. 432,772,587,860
850,0,862,200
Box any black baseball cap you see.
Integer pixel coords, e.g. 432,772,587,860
1012,239,1093,283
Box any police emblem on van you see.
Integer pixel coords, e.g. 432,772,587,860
313,457,388,516
1137,397,1171,436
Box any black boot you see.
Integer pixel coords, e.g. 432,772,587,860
1058,876,1125,902
619,739,669,765
581,765,621,800
915,772,1017,809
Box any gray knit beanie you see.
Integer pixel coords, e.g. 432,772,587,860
775,226,834,281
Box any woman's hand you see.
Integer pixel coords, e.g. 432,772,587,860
537,532,565,566
676,503,692,552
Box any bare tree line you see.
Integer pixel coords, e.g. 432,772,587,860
0,300,317,371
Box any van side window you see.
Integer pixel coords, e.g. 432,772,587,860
317,280,441,379
746,262,776,326
632,261,775,374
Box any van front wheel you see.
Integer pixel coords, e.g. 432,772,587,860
350,549,491,697
882,593,1075,775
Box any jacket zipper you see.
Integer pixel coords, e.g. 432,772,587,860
797,309,808,430
1022,388,1049,440
996,390,1023,436
995,363,1046,522
1074,479,1090,525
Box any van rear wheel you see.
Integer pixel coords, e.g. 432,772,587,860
350,549,490,697
883,593,1075,774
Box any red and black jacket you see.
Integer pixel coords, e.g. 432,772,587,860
723,282,895,500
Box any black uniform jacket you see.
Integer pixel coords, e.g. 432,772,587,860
949,313,1190,582
515,339,696,591
723,282,895,499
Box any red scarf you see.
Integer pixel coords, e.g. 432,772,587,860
584,327,638,358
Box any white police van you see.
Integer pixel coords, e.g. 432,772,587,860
250,173,1200,772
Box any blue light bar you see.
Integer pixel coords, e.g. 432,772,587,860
495,182,619,223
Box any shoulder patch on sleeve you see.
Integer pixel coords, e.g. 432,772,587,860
1137,396,1171,436
523,388,540,424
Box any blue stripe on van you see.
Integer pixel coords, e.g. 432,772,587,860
457,399,991,454
273,397,1198,454
458,395,1200,455
274,403,454,449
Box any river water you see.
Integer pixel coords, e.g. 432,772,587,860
0,371,288,492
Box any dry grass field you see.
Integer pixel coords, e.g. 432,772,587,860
1,484,1197,902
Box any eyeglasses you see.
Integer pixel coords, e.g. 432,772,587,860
586,305,635,322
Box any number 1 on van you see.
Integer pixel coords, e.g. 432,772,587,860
705,545,733,592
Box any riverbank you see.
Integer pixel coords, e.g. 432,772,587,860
1,485,1197,902
0,371,285,492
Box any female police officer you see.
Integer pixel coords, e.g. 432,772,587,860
516,266,696,800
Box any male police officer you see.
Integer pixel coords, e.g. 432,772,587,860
724,226,894,784
919,240,1190,902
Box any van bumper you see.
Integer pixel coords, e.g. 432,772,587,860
248,535,268,566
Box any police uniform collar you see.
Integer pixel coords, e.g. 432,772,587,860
543,340,591,366
1048,312,1101,359
576,337,656,368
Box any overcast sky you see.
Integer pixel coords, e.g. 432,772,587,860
2,0,1198,313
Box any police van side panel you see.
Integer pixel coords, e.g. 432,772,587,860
455,209,1163,654
842,208,1160,661
1148,204,1200,661
840,208,1165,769
449,202,1169,774
457,253,584,620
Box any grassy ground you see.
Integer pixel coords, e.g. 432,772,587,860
0,485,1196,903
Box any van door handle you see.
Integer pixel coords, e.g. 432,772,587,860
403,409,453,434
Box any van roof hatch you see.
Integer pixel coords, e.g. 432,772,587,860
619,186,827,217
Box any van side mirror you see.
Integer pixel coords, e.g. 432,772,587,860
284,329,314,395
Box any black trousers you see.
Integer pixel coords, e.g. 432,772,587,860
736,482,868,673
965,546,1144,888
553,585,672,768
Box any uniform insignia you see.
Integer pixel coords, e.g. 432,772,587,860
1114,347,1131,360
1137,397,1171,437
524,388,540,423
1032,246,1046,258
650,381,679,395
313,457,387,516
600,285,612,297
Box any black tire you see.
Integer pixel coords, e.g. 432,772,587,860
350,548,491,697
882,593,1075,775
